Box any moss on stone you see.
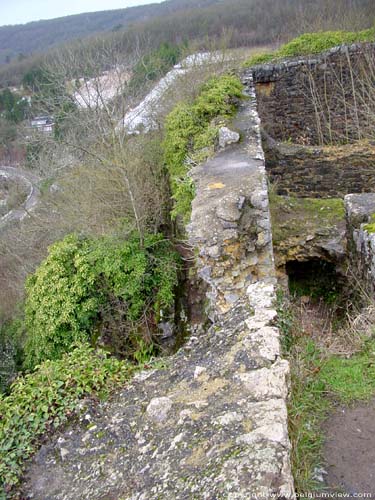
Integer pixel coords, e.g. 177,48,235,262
270,195,345,245
244,28,375,67
363,213,375,233
163,75,243,224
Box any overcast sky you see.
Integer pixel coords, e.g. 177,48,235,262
1,0,164,26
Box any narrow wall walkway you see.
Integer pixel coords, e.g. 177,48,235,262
21,74,295,500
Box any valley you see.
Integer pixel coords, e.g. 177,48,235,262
1,1,375,499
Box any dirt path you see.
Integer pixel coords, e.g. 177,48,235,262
320,400,375,498
295,297,375,498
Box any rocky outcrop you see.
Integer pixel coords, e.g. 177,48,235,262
20,74,295,500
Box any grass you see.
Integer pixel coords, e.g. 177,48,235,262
244,28,375,67
277,293,375,495
320,342,375,403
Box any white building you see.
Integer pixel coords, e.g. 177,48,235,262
30,116,54,133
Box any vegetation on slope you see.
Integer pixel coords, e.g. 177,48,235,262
278,293,375,493
129,42,183,91
24,233,179,370
163,74,243,223
245,27,375,66
0,343,136,491
1,0,374,87
0,89,29,123
0,0,219,64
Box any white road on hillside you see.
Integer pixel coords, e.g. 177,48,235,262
0,166,40,226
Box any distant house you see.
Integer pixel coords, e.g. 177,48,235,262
30,116,54,133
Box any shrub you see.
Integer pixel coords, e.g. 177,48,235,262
0,89,29,124
163,74,243,223
244,28,375,66
278,28,375,57
24,232,180,369
0,343,134,490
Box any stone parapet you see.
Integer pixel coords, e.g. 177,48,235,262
22,73,295,500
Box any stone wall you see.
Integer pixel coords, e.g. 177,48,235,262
21,73,295,499
253,43,375,145
264,139,375,198
345,193,375,294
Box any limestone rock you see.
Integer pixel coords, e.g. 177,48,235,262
146,397,173,423
218,126,240,148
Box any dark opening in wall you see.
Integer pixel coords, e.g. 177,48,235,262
286,259,344,304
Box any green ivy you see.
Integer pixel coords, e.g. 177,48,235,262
163,75,243,223
24,232,180,370
0,343,134,491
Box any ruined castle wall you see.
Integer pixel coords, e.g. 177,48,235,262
345,193,375,294
253,43,375,145
264,140,375,198
22,73,295,500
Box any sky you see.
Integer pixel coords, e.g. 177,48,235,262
1,0,164,26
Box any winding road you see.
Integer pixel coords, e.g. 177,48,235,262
0,166,40,226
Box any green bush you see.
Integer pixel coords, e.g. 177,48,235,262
0,89,29,123
163,75,243,223
278,28,375,57
243,52,276,67
244,28,375,67
0,343,134,490
24,232,180,369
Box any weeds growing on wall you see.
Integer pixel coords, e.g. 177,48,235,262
363,213,375,233
0,343,137,492
244,28,375,67
277,292,375,494
24,232,180,370
163,74,243,224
